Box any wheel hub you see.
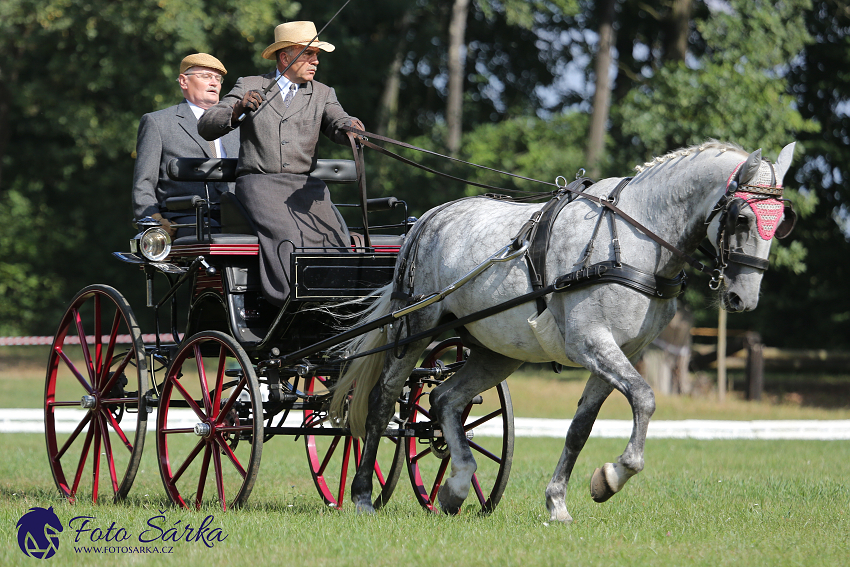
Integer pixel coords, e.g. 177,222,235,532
193,422,212,437
80,395,97,409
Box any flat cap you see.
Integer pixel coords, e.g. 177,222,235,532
179,53,227,75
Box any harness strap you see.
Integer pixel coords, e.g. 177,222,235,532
524,178,596,314
727,252,770,271
325,260,685,368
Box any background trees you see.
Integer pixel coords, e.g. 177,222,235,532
0,0,847,348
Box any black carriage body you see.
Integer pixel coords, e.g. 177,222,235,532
165,235,399,355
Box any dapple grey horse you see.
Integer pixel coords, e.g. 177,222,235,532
332,141,796,522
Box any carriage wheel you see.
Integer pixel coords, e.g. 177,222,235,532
44,284,148,503
156,331,263,510
404,338,514,514
304,375,405,509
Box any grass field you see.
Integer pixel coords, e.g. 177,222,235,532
2,348,849,566
2,434,848,566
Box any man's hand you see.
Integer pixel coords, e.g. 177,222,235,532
349,119,366,140
151,213,176,238
232,90,265,122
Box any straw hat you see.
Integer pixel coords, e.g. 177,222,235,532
261,21,335,60
179,53,227,76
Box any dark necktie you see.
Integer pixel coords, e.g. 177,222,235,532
284,84,297,107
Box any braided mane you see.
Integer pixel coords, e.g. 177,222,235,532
633,141,747,173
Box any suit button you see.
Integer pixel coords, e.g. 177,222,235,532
281,140,288,145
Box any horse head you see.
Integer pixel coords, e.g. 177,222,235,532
707,142,797,312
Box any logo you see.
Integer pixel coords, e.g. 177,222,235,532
16,507,63,559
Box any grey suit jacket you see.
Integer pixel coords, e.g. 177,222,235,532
132,99,240,220
198,73,356,177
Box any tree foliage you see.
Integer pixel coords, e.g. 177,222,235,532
0,0,847,349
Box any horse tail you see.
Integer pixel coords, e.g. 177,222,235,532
329,283,393,439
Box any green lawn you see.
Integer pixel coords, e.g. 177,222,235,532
1,433,848,567
3,347,849,566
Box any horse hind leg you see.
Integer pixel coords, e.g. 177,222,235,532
351,338,432,514
545,374,614,523
428,347,523,515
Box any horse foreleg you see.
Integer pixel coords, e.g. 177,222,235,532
429,348,522,515
545,374,614,523
576,346,656,504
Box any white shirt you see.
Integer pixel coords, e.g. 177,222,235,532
187,100,225,158
274,70,299,100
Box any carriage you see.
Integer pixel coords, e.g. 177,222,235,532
44,133,798,521
43,148,514,512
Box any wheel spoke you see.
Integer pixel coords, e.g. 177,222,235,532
195,345,213,416
428,457,450,504
70,422,96,498
468,440,502,464
94,295,103,381
97,309,123,390
464,408,504,431
168,375,207,421
215,377,246,425
98,413,119,496
215,435,247,479
55,347,93,394
73,308,97,387
410,442,433,464
169,439,206,485
103,408,133,453
55,412,92,461
195,445,212,510
212,347,227,420
100,347,135,399
471,473,486,507
211,445,227,511
91,422,102,503
317,436,341,476
338,436,353,505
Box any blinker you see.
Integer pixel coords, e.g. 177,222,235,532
774,205,797,239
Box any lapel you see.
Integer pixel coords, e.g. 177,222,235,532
175,100,214,158
264,73,288,121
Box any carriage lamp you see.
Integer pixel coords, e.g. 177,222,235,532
137,227,172,262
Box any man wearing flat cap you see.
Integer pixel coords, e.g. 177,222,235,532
198,21,365,307
133,53,240,238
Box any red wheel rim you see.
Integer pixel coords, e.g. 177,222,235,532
44,286,147,503
405,338,513,513
156,332,262,510
304,375,401,509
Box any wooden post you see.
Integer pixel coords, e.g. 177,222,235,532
745,332,764,401
717,307,727,403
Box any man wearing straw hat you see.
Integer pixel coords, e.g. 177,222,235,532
133,53,239,238
199,21,365,307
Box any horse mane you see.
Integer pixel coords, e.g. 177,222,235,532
633,140,747,173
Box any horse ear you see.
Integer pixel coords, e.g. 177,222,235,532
773,142,796,185
738,149,762,185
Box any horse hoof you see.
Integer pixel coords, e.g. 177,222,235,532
437,485,463,515
590,465,616,503
548,507,573,524
354,500,376,515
